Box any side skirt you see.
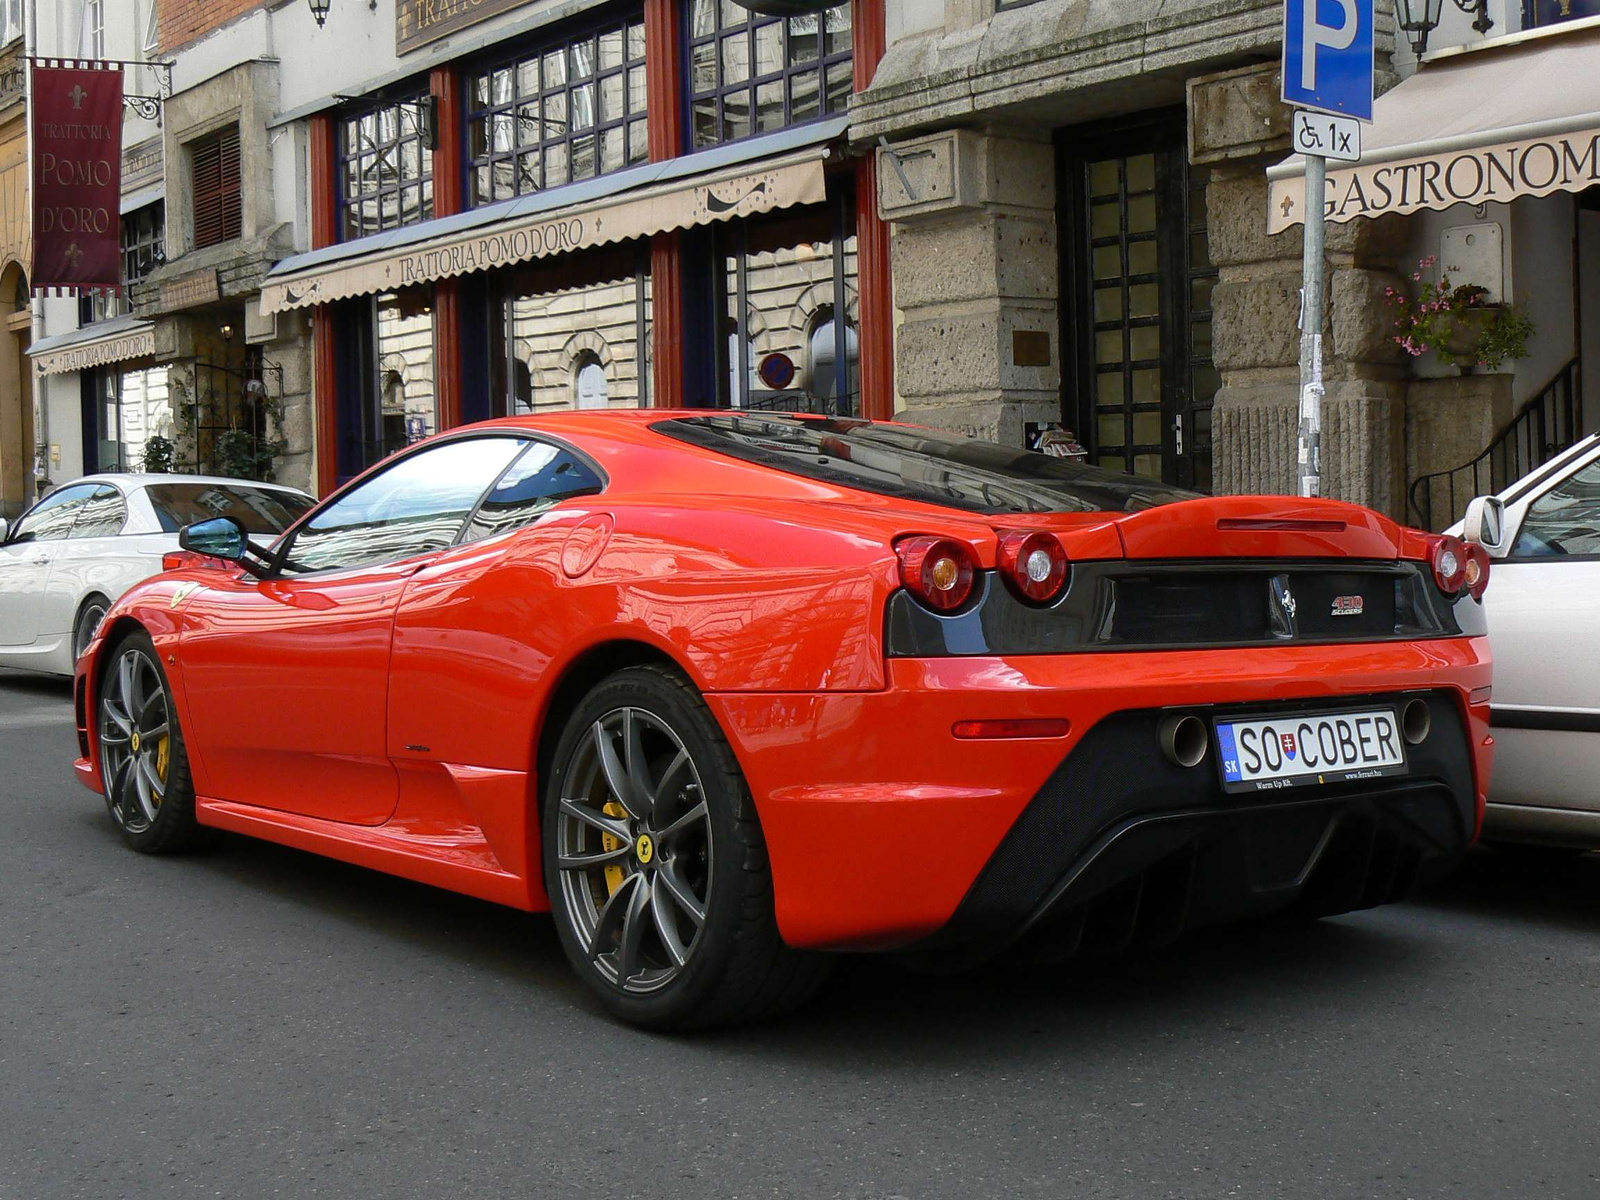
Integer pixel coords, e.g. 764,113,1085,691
196,796,541,911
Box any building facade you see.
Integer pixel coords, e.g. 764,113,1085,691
859,0,1599,526
0,9,31,520
9,0,1598,531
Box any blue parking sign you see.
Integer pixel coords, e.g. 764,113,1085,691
1282,0,1374,122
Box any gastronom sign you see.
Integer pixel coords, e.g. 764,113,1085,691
396,0,526,54
30,61,123,293
1268,126,1600,234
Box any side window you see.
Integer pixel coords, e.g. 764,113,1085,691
462,441,605,544
7,485,99,544
69,486,128,539
281,437,526,575
1510,459,1600,558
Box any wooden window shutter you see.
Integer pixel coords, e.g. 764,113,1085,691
191,126,242,250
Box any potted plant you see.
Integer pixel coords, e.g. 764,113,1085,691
1384,256,1534,374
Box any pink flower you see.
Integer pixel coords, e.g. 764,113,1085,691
1413,272,1422,281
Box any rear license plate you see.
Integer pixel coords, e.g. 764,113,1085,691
1214,709,1406,793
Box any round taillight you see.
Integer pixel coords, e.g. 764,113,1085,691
1463,542,1491,600
997,530,1070,605
895,536,977,612
1430,534,1468,595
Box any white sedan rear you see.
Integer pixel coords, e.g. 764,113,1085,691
0,474,312,676
1455,434,1600,849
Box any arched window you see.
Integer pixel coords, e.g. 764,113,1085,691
807,308,859,407
575,356,608,409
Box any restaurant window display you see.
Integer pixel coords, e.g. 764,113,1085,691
489,244,651,416
348,289,438,471
338,91,435,241
89,365,172,473
717,197,859,414
466,13,649,207
688,0,853,148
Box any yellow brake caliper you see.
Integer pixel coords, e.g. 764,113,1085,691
154,735,171,805
600,801,628,897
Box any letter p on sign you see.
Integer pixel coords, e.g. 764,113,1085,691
1282,0,1375,122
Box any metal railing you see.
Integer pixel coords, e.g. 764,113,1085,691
1408,358,1582,531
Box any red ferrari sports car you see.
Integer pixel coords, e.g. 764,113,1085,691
72,412,1493,1028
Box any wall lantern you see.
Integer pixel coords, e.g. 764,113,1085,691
307,0,331,28
1395,0,1494,58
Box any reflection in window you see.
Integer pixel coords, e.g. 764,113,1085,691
575,358,609,409
493,244,650,416
10,484,98,543
462,440,604,543
361,289,437,470
467,13,648,206
284,437,525,574
1511,459,1600,558
95,365,171,473
338,92,434,241
144,483,312,534
688,0,853,149
720,201,859,415
70,486,127,539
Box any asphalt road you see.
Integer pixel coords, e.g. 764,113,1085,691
3,668,1598,1200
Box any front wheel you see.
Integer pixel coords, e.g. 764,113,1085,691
97,630,204,853
543,665,829,1029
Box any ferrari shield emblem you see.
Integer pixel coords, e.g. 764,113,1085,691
1280,732,1297,760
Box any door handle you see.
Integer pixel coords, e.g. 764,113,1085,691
32,556,49,566
1172,414,1184,456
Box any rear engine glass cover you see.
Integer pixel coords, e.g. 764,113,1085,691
654,415,1199,515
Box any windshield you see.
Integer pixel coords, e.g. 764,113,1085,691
653,415,1198,515
143,482,314,535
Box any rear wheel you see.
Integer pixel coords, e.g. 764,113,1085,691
98,630,204,853
73,594,110,661
543,665,829,1029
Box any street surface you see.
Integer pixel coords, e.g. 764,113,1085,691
3,668,1597,1200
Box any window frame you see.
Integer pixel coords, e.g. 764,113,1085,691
6,483,101,544
685,1,854,151
458,435,608,545
189,125,242,250
1503,449,1600,563
336,88,436,242
463,10,649,209
272,431,606,577
122,201,166,284
67,484,129,540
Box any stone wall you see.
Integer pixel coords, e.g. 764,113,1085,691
1191,62,1413,519
878,127,1060,444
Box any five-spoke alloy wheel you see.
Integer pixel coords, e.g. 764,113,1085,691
544,665,829,1029
97,630,202,853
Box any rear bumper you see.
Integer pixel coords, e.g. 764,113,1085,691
710,639,1492,953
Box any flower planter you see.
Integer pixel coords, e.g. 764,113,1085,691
1441,307,1500,373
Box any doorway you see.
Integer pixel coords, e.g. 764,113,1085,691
1058,115,1218,490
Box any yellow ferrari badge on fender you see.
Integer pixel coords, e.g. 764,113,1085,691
169,582,199,610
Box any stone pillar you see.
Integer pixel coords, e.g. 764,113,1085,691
1190,63,1411,519
878,128,1059,447
1405,373,1515,529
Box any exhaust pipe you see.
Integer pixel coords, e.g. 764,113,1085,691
1159,713,1209,769
1401,698,1432,746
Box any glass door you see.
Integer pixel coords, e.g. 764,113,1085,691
1060,117,1217,489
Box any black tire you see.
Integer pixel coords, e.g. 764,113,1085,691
73,594,111,662
96,628,205,854
542,664,830,1029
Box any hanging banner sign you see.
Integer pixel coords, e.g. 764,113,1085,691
31,61,123,293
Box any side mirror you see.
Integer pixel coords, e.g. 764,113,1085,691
179,517,249,561
0,517,8,544
1461,495,1508,555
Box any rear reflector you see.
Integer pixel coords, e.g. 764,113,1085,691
951,718,1071,740
1216,518,1347,533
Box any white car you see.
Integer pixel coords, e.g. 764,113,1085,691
1454,433,1600,850
0,474,313,676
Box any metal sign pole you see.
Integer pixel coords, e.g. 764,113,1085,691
1297,151,1326,499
